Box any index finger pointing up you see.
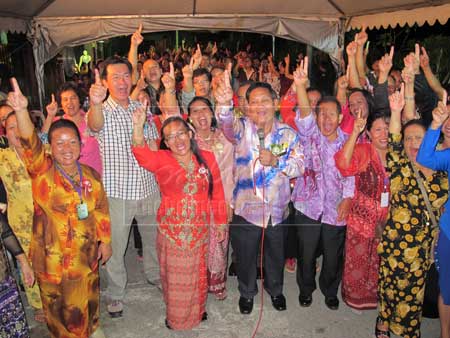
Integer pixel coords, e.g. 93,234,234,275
94,69,102,85
415,43,420,58
137,23,143,33
169,62,174,78
389,46,394,59
223,70,231,89
51,94,56,103
10,78,22,94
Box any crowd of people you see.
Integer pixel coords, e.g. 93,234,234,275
0,23,449,338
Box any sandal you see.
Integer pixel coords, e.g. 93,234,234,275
375,317,390,338
214,290,227,301
34,309,46,323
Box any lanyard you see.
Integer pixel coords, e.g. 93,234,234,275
55,162,83,202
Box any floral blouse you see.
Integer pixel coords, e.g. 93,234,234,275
21,132,111,284
378,133,448,262
0,148,34,254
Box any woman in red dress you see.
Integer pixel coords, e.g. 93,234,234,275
335,111,390,310
132,112,227,330
187,96,234,300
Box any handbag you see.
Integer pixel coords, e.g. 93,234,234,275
410,163,440,318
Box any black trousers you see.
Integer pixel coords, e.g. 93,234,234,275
230,215,287,299
285,202,298,259
295,210,346,298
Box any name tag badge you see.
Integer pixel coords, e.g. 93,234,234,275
77,202,89,220
380,192,389,208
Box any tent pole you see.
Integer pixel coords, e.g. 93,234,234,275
175,30,179,50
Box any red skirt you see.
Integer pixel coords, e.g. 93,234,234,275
342,226,379,310
157,231,208,330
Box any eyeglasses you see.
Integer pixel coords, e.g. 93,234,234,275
165,130,189,143
193,79,210,86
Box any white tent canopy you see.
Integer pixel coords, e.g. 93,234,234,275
1,0,450,106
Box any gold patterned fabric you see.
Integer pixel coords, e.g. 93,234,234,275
377,133,448,338
0,147,42,309
20,131,111,338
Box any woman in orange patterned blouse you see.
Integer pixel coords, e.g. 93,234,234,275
132,111,227,330
7,78,112,338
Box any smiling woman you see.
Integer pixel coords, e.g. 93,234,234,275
42,82,103,175
7,78,112,338
131,113,227,330
187,96,234,300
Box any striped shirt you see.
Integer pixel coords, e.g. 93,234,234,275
96,96,159,200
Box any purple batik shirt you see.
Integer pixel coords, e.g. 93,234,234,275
292,112,355,226
217,105,305,227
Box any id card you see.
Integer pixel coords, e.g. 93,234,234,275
77,202,89,220
380,192,389,208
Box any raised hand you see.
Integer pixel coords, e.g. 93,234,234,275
379,46,394,76
131,23,144,46
284,54,290,65
192,44,202,69
132,100,148,127
337,66,349,90
211,42,218,55
352,109,367,135
46,94,58,117
419,46,430,69
136,69,148,91
214,69,233,106
403,44,420,74
89,69,107,105
389,82,405,114
161,62,176,90
346,41,358,58
401,67,415,85
293,56,309,88
431,90,449,129
182,57,194,79
7,78,28,112
355,27,368,47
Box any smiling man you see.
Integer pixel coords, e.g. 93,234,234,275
215,78,305,315
88,57,161,318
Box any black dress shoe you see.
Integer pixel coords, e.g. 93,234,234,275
325,296,339,310
299,293,313,307
228,263,237,277
239,297,254,314
165,319,172,330
271,294,287,311
202,312,208,321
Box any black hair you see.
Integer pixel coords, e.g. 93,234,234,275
48,119,81,145
246,82,278,102
3,111,16,125
192,68,212,82
348,88,375,115
401,119,427,138
315,96,342,115
57,82,84,106
187,96,218,129
367,111,390,132
100,56,133,79
210,66,225,75
160,116,213,198
306,87,322,95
